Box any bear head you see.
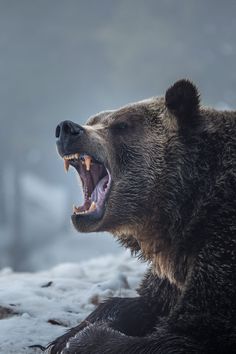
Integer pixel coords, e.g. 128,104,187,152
56,79,210,282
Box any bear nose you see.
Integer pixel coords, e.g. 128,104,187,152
55,120,84,139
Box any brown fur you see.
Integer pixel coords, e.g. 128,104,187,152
47,80,236,353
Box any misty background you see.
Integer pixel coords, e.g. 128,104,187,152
0,0,235,271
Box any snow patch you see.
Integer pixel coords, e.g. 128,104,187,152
0,252,146,353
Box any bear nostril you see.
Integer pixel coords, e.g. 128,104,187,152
62,121,84,136
63,122,73,135
56,120,85,140
55,125,61,138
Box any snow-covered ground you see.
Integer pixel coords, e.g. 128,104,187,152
0,252,146,354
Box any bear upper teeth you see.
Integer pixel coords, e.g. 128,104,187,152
63,153,93,172
64,153,80,160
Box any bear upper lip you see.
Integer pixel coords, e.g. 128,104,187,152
62,152,111,218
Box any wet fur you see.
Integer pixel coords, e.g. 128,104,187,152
46,80,236,353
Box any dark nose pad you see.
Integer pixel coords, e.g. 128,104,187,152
55,120,84,139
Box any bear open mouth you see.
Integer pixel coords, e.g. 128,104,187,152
63,153,111,218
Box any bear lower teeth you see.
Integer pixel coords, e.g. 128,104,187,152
89,201,96,212
73,201,97,215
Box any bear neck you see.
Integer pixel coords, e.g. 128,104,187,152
114,220,192,289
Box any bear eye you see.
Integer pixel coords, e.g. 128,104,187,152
111,122,129,132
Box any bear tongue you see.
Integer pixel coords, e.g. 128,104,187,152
91,175,109,205
73,173,109,214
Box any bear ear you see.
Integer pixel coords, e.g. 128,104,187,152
165,79,200,124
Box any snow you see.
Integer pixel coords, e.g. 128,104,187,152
0,252,146,354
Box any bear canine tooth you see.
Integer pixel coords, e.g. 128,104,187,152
89,201,96,211
84,155,92,171
64,159,70,172
73,205,78,213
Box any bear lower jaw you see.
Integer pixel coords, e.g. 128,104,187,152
71,202,108,232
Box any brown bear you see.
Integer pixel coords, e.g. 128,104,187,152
46,80,236,353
